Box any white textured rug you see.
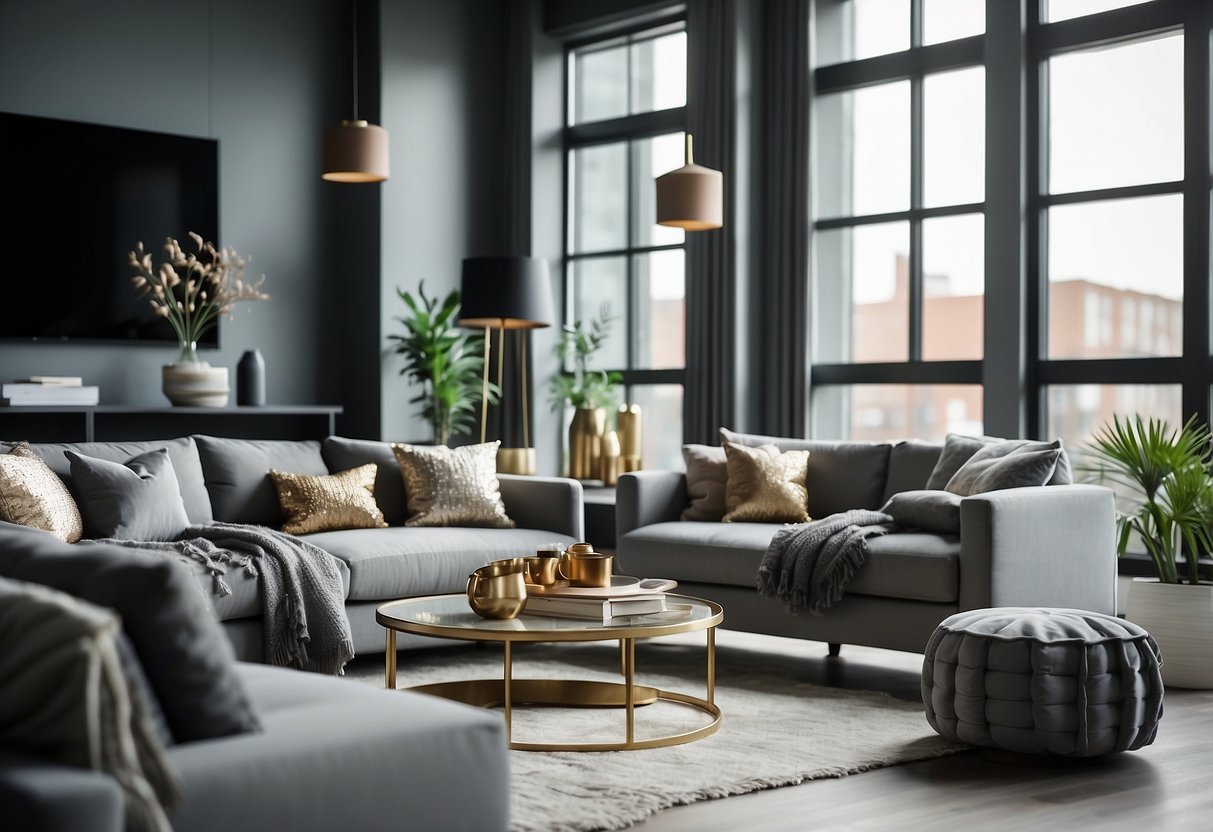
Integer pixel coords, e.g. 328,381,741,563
345,636,965,831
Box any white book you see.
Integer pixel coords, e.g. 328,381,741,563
24,376,83,386
523,594,667,623
0,385,99,406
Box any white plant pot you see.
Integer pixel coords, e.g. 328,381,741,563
1125,578,1213,689
162,361,229,407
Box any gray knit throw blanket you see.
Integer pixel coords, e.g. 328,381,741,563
92,522,354,675
756,509,896,615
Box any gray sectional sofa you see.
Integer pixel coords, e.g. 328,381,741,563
615,433,1117,654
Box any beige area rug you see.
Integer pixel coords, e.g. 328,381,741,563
345,636,965,832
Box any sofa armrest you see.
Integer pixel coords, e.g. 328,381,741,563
616,471,687,540
498,474,584,540
0,748,123,832
959,484,1116,614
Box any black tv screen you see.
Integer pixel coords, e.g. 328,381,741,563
0,112,219,345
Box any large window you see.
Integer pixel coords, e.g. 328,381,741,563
811,0,986,441
564,21,687,471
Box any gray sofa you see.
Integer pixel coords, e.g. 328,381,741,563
2,434,583,658
615,435,1117,654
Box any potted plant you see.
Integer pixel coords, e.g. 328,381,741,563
388,282,496,446
549,306,623,480
1084,414,1213,688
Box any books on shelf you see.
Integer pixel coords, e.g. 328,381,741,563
523,593,667,623
23,376,83,386
1,381,99,406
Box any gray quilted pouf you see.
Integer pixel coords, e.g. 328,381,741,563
922,607,1163,756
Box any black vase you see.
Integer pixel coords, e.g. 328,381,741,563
236,349,266,406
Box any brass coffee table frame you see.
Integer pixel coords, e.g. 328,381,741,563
376,593,723,752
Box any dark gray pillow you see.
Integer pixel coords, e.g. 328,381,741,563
66,449,190,541
195,436,327,526
321,436,407,525
945,440,1063,496
926,433,1072,490
0,522,261,743
880,490,962,534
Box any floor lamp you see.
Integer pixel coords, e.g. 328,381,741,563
459,256,554,475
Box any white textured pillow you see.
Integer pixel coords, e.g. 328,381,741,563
392,441,514,528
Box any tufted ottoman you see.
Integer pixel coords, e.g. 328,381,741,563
921,608,1163,756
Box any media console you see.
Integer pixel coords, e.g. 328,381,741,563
0,405,342,442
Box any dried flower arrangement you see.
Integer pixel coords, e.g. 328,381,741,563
128,232,269,362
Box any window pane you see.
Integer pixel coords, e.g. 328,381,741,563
570,143,627,254
1047,195,1182,359
812,384,983,442
923,0,985,44
923,67,985,208
1047,0,1154,23
630,32,686,115
1046,384,1181,469
633,134,686,248
570,257,628,370
816,0,911,66
814,222,910,363
627,385,683,471
1048,34,1183,194
634,250,685,370
571,42,628,125
815,81,911,218
922,214,984,361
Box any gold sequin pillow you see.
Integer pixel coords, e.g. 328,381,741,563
268,463,388,535
392,441,514,529
722,441,810,524
0,442,84,543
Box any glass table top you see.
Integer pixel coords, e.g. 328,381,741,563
377,593,722,641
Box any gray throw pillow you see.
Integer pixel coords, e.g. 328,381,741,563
944,440,1064,496
195,436,328,526
880,490,963,534
926,433,1072,490
682,443,779,522
66,449,190,541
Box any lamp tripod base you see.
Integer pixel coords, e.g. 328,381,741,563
497,447,536,476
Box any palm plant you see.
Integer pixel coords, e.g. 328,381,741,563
1083,414,1213,584
548,305,623,411
388,282,497,445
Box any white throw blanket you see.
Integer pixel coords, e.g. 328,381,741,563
92,522,354,675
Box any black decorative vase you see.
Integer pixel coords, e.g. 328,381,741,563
236,349,266,406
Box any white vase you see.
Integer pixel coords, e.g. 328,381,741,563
162,341,229,407
1125,578,1213,689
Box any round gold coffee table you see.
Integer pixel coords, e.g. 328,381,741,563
376,593,723,752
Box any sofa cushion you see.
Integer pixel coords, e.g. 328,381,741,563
882,440,943,502
321,436,408,525
3,438,213,525
618,522,959,603
304,527,576,601
720,428,892,518
722,443,809,523
0,443,83,543
880,490,962,534
66,449,190,541
0,523,261,743
945,440,1063,496
926,433,1073,491
269,464,387,535
195,436,327,526
392,442,513,528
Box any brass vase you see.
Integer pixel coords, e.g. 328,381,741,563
599,430,621,486
568,407,605,480
617,403,643,472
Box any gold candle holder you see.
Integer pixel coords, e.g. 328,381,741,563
599,430,621,486
618,403,642,473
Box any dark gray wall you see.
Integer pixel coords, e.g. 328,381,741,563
0,0,339,409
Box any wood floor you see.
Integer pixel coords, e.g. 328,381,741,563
631,630,1213,832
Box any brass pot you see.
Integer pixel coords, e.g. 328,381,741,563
568,407,606,480
466,558,528,619
558,542,613,587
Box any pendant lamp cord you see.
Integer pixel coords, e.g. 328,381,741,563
351,0,359,120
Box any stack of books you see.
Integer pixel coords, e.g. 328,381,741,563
523,578,677,623
1,377,99,406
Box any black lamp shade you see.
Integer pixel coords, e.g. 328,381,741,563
459,256,554,329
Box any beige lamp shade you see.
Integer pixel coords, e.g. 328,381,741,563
656,134,723,230
322,119,389,183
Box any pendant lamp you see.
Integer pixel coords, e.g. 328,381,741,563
322,2,389,183
655,134,722,230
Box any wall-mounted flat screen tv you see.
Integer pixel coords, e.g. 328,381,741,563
0,111,219,345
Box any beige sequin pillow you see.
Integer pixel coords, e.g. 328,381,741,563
268,463,388,535
392,441,514,529
0,442,84,542
722,441,810,524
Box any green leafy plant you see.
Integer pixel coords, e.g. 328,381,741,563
1083,414,1213,584
549,305,623,411
388,282,497,445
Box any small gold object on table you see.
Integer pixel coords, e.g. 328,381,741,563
466,558,528,619
377,591,723,752
617,403,642,472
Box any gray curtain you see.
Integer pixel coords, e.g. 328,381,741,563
683,0,738,446
756,0,811,437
